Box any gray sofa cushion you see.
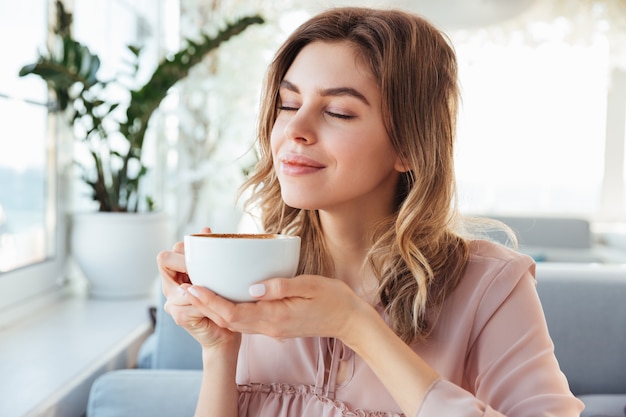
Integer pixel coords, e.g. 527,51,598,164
536,264,626,396
486,216,592,249
87,370,202,417
577,394,626,417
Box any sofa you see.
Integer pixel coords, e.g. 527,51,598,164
86,261,626,417
535,263,626,416
481,215,626,264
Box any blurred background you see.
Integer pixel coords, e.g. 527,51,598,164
1,0,625,293
1,2,626,416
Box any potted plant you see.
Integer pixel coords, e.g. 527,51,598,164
20,0,263,297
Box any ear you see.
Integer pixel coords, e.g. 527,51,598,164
394,155,411,173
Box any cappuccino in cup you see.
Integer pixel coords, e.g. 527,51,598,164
184,233,301,302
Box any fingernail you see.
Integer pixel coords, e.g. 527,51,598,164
177,286,187,296
249,283,266,297
187,286,200,297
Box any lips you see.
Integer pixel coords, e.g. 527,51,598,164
278,153,325,175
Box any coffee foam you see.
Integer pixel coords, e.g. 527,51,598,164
190,233,278,239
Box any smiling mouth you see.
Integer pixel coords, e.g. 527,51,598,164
280,153,324,168
279,153,325,174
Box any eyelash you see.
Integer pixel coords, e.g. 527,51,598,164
277,105,355,120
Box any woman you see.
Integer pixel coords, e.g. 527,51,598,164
157,7,584,417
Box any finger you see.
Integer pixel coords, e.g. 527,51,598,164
157,250,187,275
173,241,185,253
157,250,190,290
182,285,237,329
164,299,205,329
249,276,315,301
163,287,191,315
200,227,212,234
168,286,193,306
183,284,306,338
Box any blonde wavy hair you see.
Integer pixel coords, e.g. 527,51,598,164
241,7,470,344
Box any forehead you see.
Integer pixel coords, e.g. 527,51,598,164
283,40,378,95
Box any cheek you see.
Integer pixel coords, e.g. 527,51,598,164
343,131,396,167
269,120,285,154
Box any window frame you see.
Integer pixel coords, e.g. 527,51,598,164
0,114,69,313
0,0,70,314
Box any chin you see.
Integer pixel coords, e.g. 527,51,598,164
281,192,319,211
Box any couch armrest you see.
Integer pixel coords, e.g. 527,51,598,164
535,263,626,396
578,394,626,417
87,369,202,417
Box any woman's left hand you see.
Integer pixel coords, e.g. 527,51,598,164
180,275,374,344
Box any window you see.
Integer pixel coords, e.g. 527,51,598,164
0,0,178,312
0,0,67,312
449,2,626,221
0,99,51,273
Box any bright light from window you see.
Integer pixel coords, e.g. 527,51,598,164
453,25,610,216
0,0,50,273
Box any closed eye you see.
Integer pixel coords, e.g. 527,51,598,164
277,104,355,120
326,111,355,120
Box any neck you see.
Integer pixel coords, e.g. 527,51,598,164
318,211,384,302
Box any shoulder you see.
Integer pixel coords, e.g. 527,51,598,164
449,239,537,322
465,239,536,285
430,240,538,346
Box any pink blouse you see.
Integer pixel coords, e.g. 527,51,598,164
234,240,585,416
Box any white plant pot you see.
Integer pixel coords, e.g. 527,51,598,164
71,211,172,298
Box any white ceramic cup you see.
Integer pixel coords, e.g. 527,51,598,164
183,233,301,302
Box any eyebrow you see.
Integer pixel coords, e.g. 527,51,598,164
279,79,370,106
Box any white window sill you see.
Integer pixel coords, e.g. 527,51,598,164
0,289,155,417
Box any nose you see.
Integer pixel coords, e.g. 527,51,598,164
283,106,317,145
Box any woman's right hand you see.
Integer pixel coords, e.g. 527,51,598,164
156,228,241,350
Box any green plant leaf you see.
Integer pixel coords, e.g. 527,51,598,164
19,0,264,212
